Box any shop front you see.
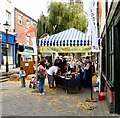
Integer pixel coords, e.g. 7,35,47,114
18,45,37,76
0,32,16,69
101,2,120,114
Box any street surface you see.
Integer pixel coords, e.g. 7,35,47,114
0,79,119,117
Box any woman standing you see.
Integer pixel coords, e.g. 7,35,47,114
37,60,46,95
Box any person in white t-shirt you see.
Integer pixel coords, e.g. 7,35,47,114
47,64,59,88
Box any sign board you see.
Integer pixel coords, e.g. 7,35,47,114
40,46,92,53
25,63,29,66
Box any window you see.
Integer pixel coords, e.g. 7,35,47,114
18,15,23,25
109,25,114,83
6,11,11,25
26,36,30,46
1,43,13,65
102,36,106,76
26,18,30,29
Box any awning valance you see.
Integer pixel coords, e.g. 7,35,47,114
38,28,91,47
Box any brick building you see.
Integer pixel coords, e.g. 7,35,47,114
15,8,37,68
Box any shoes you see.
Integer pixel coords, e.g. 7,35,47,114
49,86,53,89
40,93,45,95
40,93,42,95
42,93,45,95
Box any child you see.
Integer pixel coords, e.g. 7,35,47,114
19,67,26,87
29,76,36,89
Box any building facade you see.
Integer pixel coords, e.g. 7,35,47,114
14,8,37,68
0,0,16,70
98,0,120,114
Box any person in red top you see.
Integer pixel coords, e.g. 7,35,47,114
37,60,46,95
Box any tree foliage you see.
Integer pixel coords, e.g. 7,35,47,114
37,2,88,38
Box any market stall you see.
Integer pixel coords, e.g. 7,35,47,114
38,28,92,53
37,28,99,93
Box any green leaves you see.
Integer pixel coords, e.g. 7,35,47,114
37,2,88,37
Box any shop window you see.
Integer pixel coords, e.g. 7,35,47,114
1,43,13,65
18,15,23,25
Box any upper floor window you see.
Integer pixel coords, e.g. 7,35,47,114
33,23,37,30
26,18,30,29
26,36,30,46
18,15,23,25
6,11,11,25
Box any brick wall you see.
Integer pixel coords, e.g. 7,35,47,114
15,9,37,46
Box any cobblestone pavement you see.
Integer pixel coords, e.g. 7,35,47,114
0,80,119,117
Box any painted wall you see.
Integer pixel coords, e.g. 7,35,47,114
0,0,15,35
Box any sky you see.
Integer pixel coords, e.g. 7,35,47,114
13,0,89,21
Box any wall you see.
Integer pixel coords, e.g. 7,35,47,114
15,8,37,47
0,0,16,68
0,0,15,35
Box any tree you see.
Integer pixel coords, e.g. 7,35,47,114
37,14,46,39
37,2,88,37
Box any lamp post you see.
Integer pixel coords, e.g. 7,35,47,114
3,21,10,73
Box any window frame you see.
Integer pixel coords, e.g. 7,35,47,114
18,14,23,25
6,10,11,25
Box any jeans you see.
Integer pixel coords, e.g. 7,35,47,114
38,78,45,94
21,77,26,87
47,74,54,87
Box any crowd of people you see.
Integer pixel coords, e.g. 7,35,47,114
19,56,96,96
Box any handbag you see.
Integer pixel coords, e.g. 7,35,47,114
37,70,45,79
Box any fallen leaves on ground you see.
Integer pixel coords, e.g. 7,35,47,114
48,99,62,105
76,102,97,110
9,74,20,81
55,107,63,112
31,89,39,93
34,96,42,102
73,96,80,102
59,95,69,99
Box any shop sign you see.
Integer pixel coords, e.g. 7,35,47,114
24,48,34,53
25,63,29,66
40,46,92,53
